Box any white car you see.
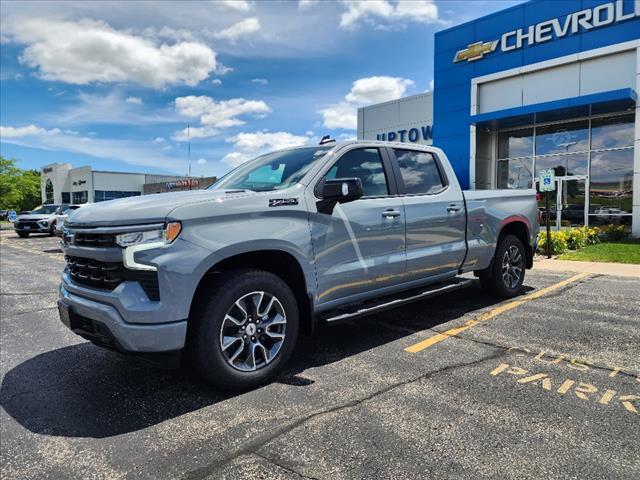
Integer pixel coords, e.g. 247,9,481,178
14,204,65,238
54,205,84,236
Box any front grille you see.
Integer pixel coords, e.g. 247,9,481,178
17,220,42,228
65,255,160,301
73,232,116,248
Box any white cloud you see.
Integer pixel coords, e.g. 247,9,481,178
211,78,222,86
213,17,260,43
345,76,414,104
222,131,312,166
215,64,234,75
321,76,414,130
1,124,184,172
5,17,217,88
320,102,358,130
428,79,434,91
125,96,143,105
153,137,166,143
251,78,268,85
196,158,207,164
216,0,252,11
340,0,439,29
46,90,179,126
0,124,60,138
173,95,271,140
298,0,320,10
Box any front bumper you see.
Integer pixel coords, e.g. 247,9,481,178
15,225,50,233
59,282,187,353
57,234,219,353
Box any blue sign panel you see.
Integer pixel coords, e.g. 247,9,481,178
433,0,640,189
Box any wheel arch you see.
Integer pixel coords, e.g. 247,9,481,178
189,248,315,336
497,218,533,269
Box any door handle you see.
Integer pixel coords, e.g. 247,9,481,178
447,204,462,213
382,209,401,218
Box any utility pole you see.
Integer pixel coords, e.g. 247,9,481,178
187,123,192,190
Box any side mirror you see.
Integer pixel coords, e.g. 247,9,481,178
317,178,363,214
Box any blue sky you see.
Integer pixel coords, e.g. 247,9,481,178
0,0,523,178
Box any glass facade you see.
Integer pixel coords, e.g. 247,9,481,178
496,111,634,227
72,191,88,204
94,190,142,202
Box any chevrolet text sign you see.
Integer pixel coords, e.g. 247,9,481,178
454,0,639,62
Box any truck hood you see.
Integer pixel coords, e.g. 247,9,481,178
67,189,257,227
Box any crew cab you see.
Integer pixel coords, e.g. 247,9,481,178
58,141,539,389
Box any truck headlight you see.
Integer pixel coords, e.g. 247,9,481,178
116,222,181,247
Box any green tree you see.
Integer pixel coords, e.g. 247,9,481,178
0,156,42,212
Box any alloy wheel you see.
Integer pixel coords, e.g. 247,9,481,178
219,291,286,372
501,245,523,289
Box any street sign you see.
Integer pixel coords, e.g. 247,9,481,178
539,169,556,192
7,210,17,223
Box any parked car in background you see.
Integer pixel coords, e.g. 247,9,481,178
58,140,539,389
14,204,67,238
594,207,625,223
54,205,84,236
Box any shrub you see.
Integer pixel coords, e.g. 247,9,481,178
584,227,600,245
537,230,569,255
565,228,587,250
597,224,628,241
537,225,629,256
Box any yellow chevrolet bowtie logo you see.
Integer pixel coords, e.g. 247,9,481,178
454,40,498,63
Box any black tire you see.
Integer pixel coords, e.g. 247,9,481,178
478,234,526,299
48,225,55,236
17,232,29,238
188,269,299,390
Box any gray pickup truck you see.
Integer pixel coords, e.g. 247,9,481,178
58,141,538,389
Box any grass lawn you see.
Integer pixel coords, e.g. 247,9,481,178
558,239,640,264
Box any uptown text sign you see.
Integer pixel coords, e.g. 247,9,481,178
375,125,433,143
454,0,639,62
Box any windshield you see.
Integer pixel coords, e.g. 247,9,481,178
30,205,60,214
211,147,332,192
62,206,80,214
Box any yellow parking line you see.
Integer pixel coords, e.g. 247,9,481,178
405,272,591,353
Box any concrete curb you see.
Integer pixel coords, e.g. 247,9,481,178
533,258,640,278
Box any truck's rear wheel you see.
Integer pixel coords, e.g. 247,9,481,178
189,269,299,390
479,234,526,299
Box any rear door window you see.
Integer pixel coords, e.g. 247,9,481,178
393,149,445,195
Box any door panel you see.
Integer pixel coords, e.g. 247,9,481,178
310,198,405,304
309,147,405,306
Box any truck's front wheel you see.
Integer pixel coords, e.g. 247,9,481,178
189,269,299,390
478,234,526,299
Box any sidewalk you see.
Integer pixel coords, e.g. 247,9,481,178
533,257,640,278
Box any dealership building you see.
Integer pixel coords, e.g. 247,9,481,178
40,163,192,205
359,0,639,235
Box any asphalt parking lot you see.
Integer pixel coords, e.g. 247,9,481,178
1,229,638,480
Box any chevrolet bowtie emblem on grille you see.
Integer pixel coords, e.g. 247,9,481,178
454,40,498,63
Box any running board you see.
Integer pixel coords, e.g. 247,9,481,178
321,278,472,324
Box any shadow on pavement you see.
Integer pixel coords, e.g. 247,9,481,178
1,281,510,439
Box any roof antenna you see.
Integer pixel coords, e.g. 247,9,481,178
319,135,335,145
